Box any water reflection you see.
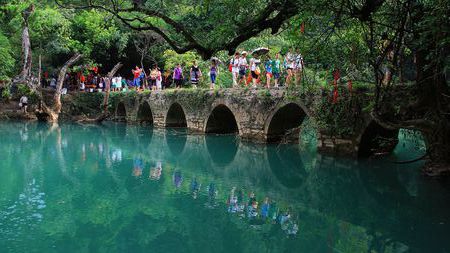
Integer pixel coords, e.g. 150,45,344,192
267,145,307,189
132,157,144,177
165,128,187,157
173,170,183,189
149,161,163,181
205,135,238,166
0,122,449,253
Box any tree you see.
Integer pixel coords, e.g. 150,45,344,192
321,0,450,175
56,0,303,59
133,31,160,68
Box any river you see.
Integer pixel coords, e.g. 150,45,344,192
0,121,448,253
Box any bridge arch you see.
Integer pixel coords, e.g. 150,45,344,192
205,104,240,134
165,102,187,128
115,102,127,122
137,101,153,124
357,121,399,157
264,102,309,143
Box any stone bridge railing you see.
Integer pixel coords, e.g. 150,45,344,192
105,87,398,157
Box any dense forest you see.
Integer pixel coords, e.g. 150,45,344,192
0,0,449,174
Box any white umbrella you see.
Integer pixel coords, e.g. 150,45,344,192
251,47,270,57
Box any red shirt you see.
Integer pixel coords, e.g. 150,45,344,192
133,69,141,79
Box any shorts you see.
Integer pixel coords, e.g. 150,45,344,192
239,68,246,78
21,103,28,107
273,72,280,79
150,79,157,87
174,79,183,87
210,73,217,83
266,72,273,78
133,78,141,87
251,71,258,79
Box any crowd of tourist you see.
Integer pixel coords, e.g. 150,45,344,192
40,48,304,93
230,48,304,88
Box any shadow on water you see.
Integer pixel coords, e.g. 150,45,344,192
205,135,239,166
266,144,307,189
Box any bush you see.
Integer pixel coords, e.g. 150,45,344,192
1,87,11,102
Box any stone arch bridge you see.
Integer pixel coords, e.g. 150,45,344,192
111,88,398,157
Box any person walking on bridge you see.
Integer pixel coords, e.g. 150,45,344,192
238,51,248,86
173,64,184,89
230,52,240,87
272,53,282,88
132,66,142,90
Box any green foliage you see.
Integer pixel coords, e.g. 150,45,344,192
0,30,15,80
313,89,365,136
29,7,72,53
163,50,200,71
70,10,129,58
1,86,11,101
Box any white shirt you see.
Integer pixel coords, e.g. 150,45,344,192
20,96,28,104
238,57,248,69
250,58,260,71
295,54,303,70
50,78,56,87
231,58,240,73
286,53,295,68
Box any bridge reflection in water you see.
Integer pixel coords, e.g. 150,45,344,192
0,122,448,253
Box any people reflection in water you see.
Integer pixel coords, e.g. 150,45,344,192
190,177,201,199
260,197,270,218
227,187,239,213
81,144,86,162
149,161,162,180
132,158,144,177
278,209,298,235
247,192,259,218
206,183,218,208
111,148,122,162
222,187,298,236
173,170,183,189
237,188,245,213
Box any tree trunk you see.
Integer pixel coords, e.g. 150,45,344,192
54,53,82,114
38,54,42,87
12,5,35,85
103,62,123,114
21,26,32,78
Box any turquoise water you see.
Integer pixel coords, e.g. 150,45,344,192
0,122,449,253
